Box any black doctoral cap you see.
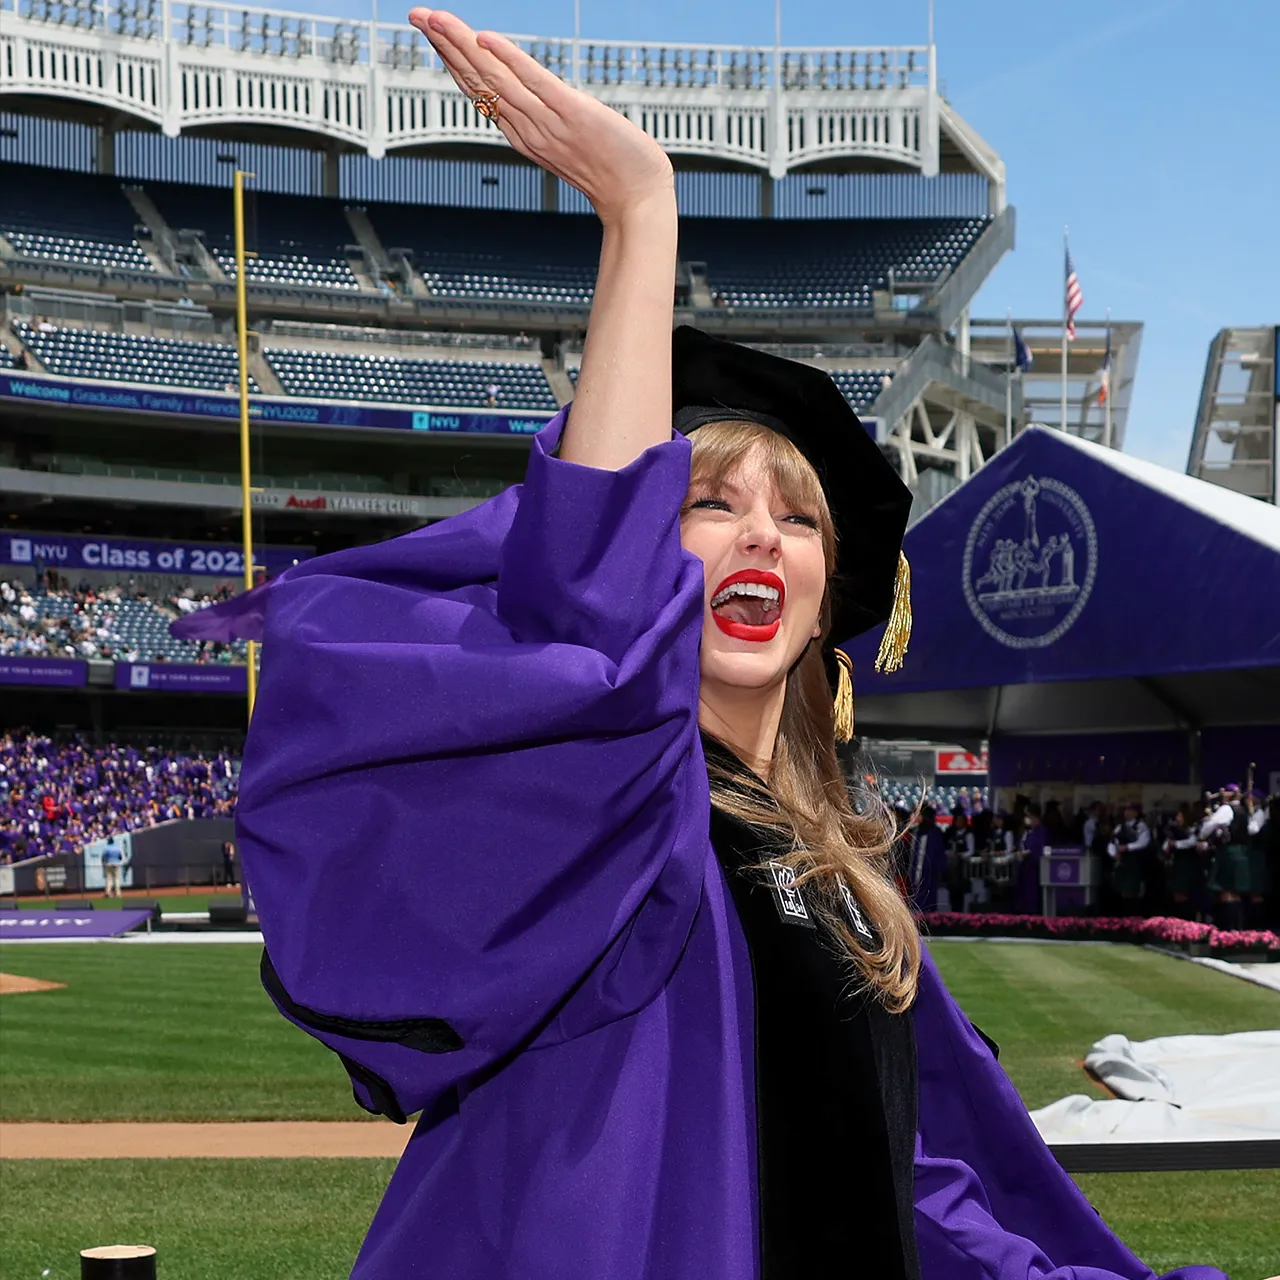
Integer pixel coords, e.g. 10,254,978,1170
671,325,912,673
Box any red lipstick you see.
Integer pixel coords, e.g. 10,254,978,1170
709,570,784,643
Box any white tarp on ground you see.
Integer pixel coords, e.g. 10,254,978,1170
1030,1030,1280,1144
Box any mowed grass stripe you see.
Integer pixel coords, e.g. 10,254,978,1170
1,1160,1276,1280
926,940,1280,1108
1076,1170,1280,1278
0,944,360,1122
3,940,1277,1123
0,1159,396,1280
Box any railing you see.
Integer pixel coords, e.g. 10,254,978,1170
4,0,931,91
261,318,538,350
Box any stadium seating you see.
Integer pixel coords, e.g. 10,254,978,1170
681,216,988,310
14,323,259,392
0,732,238,864
367,204,600,306
829,369,893,411
265,347,559,410
145,183,362,290
879,781,990,814
0,162,156,274
1,579,246,665
569,363,890,413
362,204,985,311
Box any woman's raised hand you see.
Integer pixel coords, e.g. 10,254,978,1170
407,9,674,226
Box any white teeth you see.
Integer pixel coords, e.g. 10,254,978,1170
711,582,781,608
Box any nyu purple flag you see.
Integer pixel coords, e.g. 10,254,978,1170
115,663,248,694
0,657,88,687
0,909,153,938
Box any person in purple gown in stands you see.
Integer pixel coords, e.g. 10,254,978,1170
909,804,949,913
188,12,1227,1280
1015,803,1047,914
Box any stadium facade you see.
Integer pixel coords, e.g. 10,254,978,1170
1186,325,1279,506
1,0,1138,738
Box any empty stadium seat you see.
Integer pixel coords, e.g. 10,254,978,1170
681,216,988,311
363,204,986,314
368,204,600,307
146,183,362,291
828,368,893,411
265,347,558,411
0,162,157,274
570,362,888,413
14,323,259,393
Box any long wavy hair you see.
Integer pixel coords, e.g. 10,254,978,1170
686,420,921,1012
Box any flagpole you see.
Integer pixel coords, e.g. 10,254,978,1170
1005,308,1013,444
1060,228,1069,434
1103,308,1113,450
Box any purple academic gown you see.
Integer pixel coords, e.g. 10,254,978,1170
911,824,948,913
223,414,1221,1280
1015,826,1048,915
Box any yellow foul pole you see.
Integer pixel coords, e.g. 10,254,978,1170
233,170,258,718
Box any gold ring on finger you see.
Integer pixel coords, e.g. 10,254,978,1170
471,90,501,121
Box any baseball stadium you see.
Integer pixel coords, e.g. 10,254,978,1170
1,0,1278,1277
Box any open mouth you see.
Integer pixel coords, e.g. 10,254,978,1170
709,570,785,642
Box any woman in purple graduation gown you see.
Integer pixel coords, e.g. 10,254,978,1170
230,12,1226,1280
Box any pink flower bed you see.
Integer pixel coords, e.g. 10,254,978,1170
918,912,1280,955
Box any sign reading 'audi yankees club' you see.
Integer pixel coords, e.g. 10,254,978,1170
251,491,429,515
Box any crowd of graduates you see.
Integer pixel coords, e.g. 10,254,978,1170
0,732,239,864
896,784,1279,931
1,574,242,663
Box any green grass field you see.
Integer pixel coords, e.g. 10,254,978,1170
0,944,356,1121
926,939,1280,1108
1,939,1277,1278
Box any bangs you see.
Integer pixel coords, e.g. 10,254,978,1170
686,420,836,571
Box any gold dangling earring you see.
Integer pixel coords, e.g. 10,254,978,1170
833,648,855,744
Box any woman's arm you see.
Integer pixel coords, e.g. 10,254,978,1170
408,9,677,471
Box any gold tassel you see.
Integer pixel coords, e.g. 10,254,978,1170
874,551,912,674
833,648,855,744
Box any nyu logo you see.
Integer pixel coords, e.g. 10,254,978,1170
129,666,151,689
768,861,816,929
963,475,1097,650
5,538,69,565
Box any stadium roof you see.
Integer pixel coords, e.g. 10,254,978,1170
842,426,1280,740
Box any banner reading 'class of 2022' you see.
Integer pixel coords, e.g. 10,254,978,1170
1,532,309,578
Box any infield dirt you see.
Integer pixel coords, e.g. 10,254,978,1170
0,1122,411,1159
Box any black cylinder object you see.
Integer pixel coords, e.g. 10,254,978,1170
80,1244,157,1279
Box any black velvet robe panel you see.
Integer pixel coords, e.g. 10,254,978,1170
704,737,920,1280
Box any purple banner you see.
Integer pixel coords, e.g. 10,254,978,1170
0,656,88,687
2,531,309,578
0,908,153,938
115,663,247,694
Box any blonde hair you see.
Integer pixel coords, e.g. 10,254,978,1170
686,420,921,1012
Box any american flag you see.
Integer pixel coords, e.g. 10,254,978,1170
1064,249,1083,341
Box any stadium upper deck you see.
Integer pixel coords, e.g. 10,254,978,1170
0,4,1075,529
0,0,1004,195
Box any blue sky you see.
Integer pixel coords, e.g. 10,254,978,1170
335,0,1278,471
